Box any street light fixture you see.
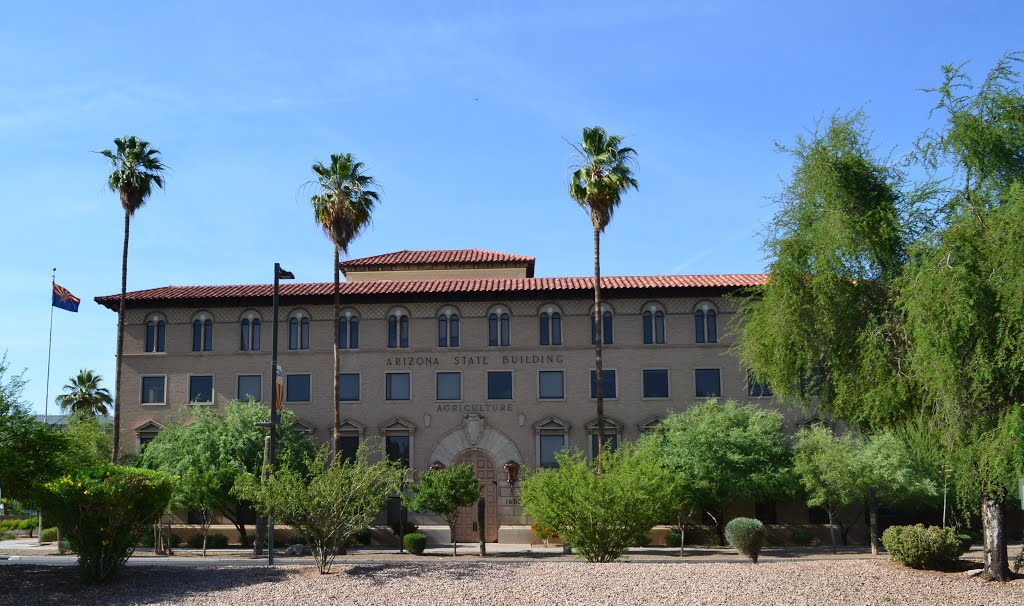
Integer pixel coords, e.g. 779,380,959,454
265,262,293,566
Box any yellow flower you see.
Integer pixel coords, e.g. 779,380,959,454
83,490,89,495
101,539,109,545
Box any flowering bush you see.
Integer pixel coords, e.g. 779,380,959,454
35,465,173,583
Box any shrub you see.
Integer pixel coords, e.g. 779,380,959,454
665,530,682,548
19,518,38,536
881,524,965,570
531,522,558,542
725,518,765,563
791,530,814,546
352,527,373,546
34,465,173,583
390,520,418,536
286,534,308,546
187,532,228,549
41,527,58,542
0,531,14,541
404,533,427,555
632,532,651,547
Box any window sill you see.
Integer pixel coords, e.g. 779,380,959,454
140,402,167,406
538,397,566,402
641,396,670,401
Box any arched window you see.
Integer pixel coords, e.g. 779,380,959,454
192,314,213,352
539,306,562,346
289,311,310,350
591,309,613,345
338,311,359,349
438,308,460,348
695,304,718,344
145,315,166,353
643,305,666,345
387,309,409,349
488,307,510,347
240,313,261,351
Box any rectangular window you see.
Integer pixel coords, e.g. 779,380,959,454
286,374,311,402
591,433,619,460
747,372,773,398
539,434,565,469
141,376,165,404
487,371,513,400
386,372,411,401
385,435,410,467
188,375,213,403
643,369,670,398
338,435,360,463
538,370,564,400
436,372,461,401
338,373,360,402
589,370,617,399
237,375,262,401
695,369,722,398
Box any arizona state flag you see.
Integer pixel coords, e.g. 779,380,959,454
52,283,80,313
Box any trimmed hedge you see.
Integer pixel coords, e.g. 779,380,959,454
881,524,965,570
725,518,765,563
665,531,682,548
187,533,228,549
404,533,427,555
41,527,58,542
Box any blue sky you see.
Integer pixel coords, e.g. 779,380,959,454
1,1,1020,413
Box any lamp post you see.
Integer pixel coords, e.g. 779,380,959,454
264,262,294,566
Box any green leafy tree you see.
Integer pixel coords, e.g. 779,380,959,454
901,53,1024,581
568,126,637,471
98,136,166,463
141,401,315,544
0,352,69,501
55,370,112,418
792,426,935,553
644,400,794,545
58,415,113,474
309,153,380,458
519,443,672,563
236,443,405,574
405,463,481,556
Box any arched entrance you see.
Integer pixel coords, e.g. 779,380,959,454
453,449,499,542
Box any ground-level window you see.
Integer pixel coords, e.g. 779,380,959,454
538,434,565,469
747,372,773,398
590,433,619,460
487,371,513,400
286,374,311,402
436,372,461,401
695,369,721,397
385,435,410,468
237,375,262,402
538,370,564,400
589,370,617,399
141,376,166,404
643,369,669,398
338,434,360,463
338,373,360,402
386,372,411,401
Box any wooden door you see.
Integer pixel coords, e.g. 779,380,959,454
453,449,499,542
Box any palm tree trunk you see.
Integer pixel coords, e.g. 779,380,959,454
332,245,341,457
112,210,130,463
592,224,605,474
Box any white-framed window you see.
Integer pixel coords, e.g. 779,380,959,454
695,302,718,344
747,371,773,398
145,314,166,353
136,421,163,451
387,308,410,349
289,310,311,350
586,417,622,462
539,305,562,346
695,368,721,397
589,369,617,399
240,311,261,351
338,309,359,350
386,372,411,401
436,371,461,401
141,375,166,405
642,303,666,345
188,375,214,405
642,369,670,399
487,370,513,400
237,374,262,402
338,372,360,402
488,306,510,346
538,370,565,400
286,373,311,402
534,417,569,469
437,306,460,348
380,418,415,468
192,312,213,352
336,419,365,463
591,307,613,345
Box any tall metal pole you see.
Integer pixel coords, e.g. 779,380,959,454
268,262,281,566
40,268,56,544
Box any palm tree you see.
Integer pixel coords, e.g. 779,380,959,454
99,136,166,463
56,369,113,417
310,153,380,457
568,126,638,472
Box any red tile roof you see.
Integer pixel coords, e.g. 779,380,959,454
341,249,535,268
94,274,767,311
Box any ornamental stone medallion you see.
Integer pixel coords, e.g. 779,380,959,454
463,414,485,446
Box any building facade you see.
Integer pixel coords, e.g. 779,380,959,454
97,249,800,542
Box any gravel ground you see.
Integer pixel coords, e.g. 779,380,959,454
1,560,1021,606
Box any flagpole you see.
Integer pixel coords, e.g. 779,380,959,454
40,267,55,545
